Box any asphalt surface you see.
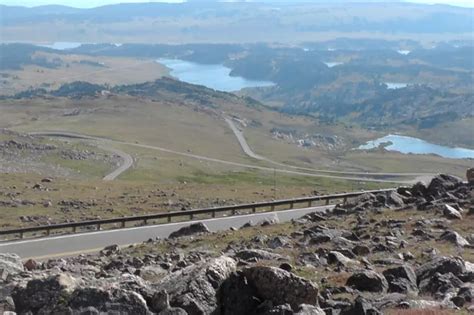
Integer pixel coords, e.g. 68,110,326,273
29,132,133,181
0,205,334,259
31,131,433,184
223,117,434,183
101,145,134,181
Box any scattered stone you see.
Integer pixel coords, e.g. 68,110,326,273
439,230,470,247
382,265,418,294
443,204,463,220
0,253,24,276
168,222,210,238
243,266,319,309
235,249,284,262
346,270,388,293
154,256,236,315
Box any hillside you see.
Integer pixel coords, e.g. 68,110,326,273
0,174,473,314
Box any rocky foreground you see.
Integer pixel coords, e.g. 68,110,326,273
0,174,473,315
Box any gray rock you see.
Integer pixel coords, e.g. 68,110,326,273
383,265,418,294
346,270,388,293
243,266,319,309
154,256,236,315
443,204,462,220
0,253,24,277
169,223,210,239
234,249,284,262
348,296,382,315
295,304,325,315
12,273,80,314
419,272,464,296
159,307,188,315
327,251,360,267
220,272,260,315
439,230,469,247
416,256,466,284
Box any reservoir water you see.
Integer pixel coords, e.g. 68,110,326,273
157,58,275,92
39,42,83,50
358,134,474,159
385,82,408,89
324,62,343,68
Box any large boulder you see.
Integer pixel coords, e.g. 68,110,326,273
220,272,260,315
416,256,466,285
0,253,24,278
243,266,318,309
69,288,150,315
154,256,236,315
12,273,80,314
346,270,388,293
419,272,464,297
168,222,210,239
382,265,418,294
426,174,461,197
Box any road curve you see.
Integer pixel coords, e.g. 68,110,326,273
29,131,422,184
224,116,434,179
0,205,334,259
101,145,134,181
29,132,133,181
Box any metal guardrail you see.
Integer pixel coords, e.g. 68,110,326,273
0,189,395,240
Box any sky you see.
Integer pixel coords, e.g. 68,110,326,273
1,0,473,8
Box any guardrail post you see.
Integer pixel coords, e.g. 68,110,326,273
72,226,76,233
144,219,148,225
121,221,126,228
232,209,236,215
289,202,294,209
19,232,24,239
308,200,312,207
168,216,171,223
97,224,101,231
326,199,330,205
252,207,256,213
190,214,194,220
46,228,50,236
343,197,348,204
271,205,275,211
212,211,216,218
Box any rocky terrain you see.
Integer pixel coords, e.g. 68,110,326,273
0,173,473,314
0,129,120,178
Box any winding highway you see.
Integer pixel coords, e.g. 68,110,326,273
224,116,435,183
29,132,133,181
31,131,431,184
0,204,334,259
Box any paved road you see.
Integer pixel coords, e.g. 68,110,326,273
224,116,434,182
30,131,428,184
101,145,134,181
29,132,133,181
0,205,334,259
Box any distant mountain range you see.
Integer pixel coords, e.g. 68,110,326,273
1,1,472,44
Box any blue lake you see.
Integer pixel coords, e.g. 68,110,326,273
39,42,83,50
358,134,474,159
157,58,275,92
385,82,408,89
